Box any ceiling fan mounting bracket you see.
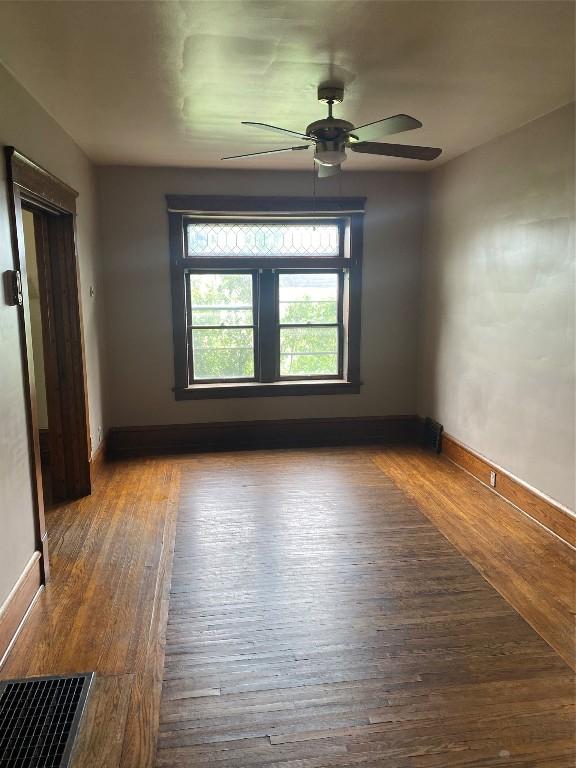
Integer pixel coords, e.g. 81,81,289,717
318,85,344,104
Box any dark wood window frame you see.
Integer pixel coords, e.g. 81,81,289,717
167,195,365,400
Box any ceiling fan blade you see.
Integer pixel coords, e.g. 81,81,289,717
349,114,422,143
242,121,312,141
350,142,442,161
317,163,341,178
221,145,311,160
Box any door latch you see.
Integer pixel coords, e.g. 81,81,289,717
3,269,23,306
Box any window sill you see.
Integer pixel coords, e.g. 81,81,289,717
174,380,360,400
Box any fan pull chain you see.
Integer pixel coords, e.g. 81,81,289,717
312,152,317,221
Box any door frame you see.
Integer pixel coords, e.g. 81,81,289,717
4,148,92,580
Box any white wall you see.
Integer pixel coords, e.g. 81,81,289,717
0,63,106,605
420,104,575,510
97,167,427,426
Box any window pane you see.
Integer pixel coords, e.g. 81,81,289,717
189,273,253,326
280,327,338,377
279,273,338,324
187,223,339,258
192,328,254,380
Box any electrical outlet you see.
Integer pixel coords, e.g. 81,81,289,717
98,425,103,443
490,470,497,488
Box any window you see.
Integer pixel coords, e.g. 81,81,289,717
188,273,256,381
278,272,341,378
187,222,340,258
168,196,365,399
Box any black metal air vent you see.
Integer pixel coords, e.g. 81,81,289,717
0,673,93,768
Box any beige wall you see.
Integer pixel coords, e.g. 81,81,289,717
420,104,575,510
97,167,427,426
98,167,425,426
0,63,106,605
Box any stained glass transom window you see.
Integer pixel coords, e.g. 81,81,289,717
186,222,340,258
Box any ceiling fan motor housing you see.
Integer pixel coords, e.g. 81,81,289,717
306,118,354,143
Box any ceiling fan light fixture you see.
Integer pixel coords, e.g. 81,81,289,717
314,143,347,167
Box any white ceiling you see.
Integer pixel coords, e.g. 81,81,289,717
0,1,573,171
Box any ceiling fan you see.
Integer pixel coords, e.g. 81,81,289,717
222,84,442,177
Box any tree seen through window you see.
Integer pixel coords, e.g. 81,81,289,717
188,271,340,381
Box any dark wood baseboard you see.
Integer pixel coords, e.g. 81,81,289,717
107,415,421,459
442,433,575,549
0,551,42,667
90,436,107,484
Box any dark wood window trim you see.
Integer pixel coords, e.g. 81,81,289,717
168,195,365,400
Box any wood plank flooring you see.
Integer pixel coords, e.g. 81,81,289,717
157,449,575,768
0,447,573,767
0,457,181,768
373,447,575,668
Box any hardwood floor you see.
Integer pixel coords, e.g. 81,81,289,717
0,457,181,768
0,447,573,767
157,449,574,768
373,447,575,668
